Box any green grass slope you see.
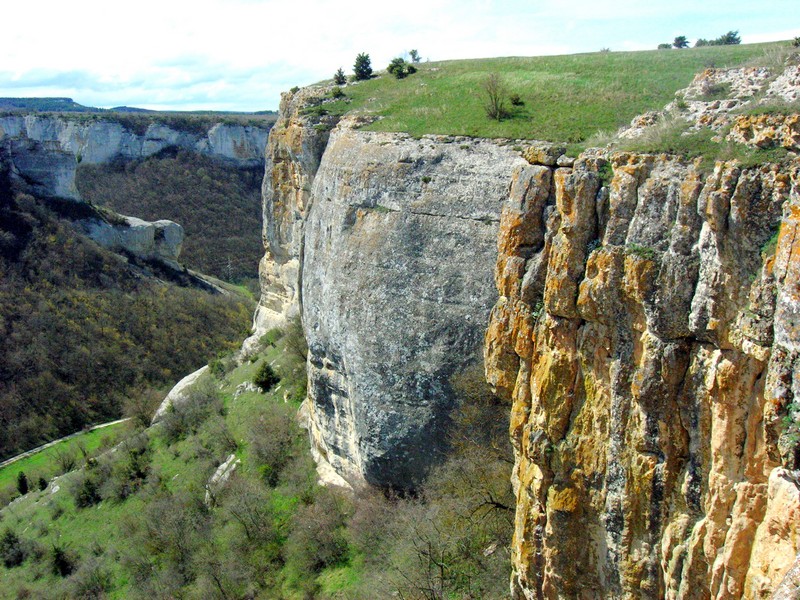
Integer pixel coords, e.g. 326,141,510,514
318,42,786,143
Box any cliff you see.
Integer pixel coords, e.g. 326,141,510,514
485,150,800,598
255,88,528,488
0,114,271,201
255,59,800,593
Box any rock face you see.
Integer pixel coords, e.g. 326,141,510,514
485,151,800,598
78,215,184,267
302,124,527,488
0,114,271,201
257,87,528,488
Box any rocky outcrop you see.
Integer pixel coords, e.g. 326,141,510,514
78,215,184,268
485,151,800,599
0,114,271,201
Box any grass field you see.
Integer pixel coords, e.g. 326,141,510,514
314,42,789,144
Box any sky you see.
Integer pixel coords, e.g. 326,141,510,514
1,0,798,112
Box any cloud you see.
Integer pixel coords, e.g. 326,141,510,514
0,0,798,110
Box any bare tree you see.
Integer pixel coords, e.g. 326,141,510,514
482,74,509,121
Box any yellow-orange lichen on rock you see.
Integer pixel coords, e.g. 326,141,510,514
486,150,800,599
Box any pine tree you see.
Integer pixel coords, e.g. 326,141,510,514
353,53,372,81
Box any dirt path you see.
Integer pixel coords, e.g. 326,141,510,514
0,418,131,470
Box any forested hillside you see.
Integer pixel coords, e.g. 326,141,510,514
77,150,264,283
0,188,254,461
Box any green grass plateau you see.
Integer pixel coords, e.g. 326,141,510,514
318,42,789,143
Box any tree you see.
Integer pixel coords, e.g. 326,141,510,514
16,471,28,495
717,30,741,45
409,49,421,63
387,57,417,79
482,73,509,121
673,36,689,49
333,68,347,85
353,53,372,81
658,43,672,50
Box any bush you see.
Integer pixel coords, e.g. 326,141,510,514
353,53,372,81
387,57,417,79
66,558,113,598
333,68,347,85
658,43,672,50
1,529,26,568
794,37,800,48
159,382,225,444
72,471,103,508
51,542,77,577
248,403,299,486
38,476,48,492
483,73,510,121
253,362,280,392
330,86,346,99
16,471,28,495
509,93,524,106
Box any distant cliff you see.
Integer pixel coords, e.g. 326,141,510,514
0,113,271,200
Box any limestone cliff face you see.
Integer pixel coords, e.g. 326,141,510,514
256,86,528,487
302,124,527,488
0,114,271,200
485,151,800,598
254,89,333,334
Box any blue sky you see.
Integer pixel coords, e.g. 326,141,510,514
1,0,798,111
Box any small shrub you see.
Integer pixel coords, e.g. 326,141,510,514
598,162,614,186
38,477,48,492
67,558,113,597
253,362,280,393
51,542,77,577
333,68,347,85
1,529,26,568
794,37,800,48
16,471,28,495
409,49,421,63
483,73,510,121
330,86,346,100
509,93,524,106
290,86,300,94
387,57,417,79
626,243,657,261
72,471,102,508
159,382,225,444
658,43,672,50
421,176,432,184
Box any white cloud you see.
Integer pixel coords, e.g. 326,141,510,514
0,0,797,110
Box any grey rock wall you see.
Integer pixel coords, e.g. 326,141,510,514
292,121,528,488
0,114,271,201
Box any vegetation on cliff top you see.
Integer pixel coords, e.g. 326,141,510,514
315,41,785,143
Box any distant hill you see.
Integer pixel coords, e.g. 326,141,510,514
0,96,278,116
0,97,97,112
